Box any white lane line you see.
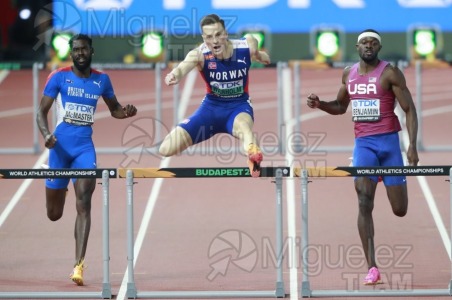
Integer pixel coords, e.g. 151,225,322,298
281,67,299,300
116,70,197,300
0,150,49,228
115,158,170,300
0,107,34,118
416,175,450,257
397,106,451,258
422,105,452,118
0,69,9,84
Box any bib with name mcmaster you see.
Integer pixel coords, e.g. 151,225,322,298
43,66,115,127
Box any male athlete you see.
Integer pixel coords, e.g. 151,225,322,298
160,14,270,177
306,29,418,285
36,34,137,285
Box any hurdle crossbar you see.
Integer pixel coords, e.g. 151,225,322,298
298,166,452,298
0,169,113,299
118,167,290,178
123,167,289,299
0,168,117,179
293,165,451,178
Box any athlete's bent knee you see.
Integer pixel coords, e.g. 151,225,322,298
158,143,173,157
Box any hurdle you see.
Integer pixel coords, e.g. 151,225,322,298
0,62,44,155
409,60,452,152
284,61,355,154
118,167,290,299
0,168,116,299
294,165,452,297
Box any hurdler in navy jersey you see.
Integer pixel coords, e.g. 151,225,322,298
200,38,251,102
160,14,271,177
36,34,137,286
306,29,418,286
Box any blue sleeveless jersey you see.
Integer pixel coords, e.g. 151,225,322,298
199,38,251,102
42,67,115,188
43,66,115,135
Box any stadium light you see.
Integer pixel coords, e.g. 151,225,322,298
310,27,344,62
408,25,442,61
139,31,165,62
19,8,32,20
240,30,266,50
51,32,72,61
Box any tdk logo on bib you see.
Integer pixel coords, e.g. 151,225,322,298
352,99,381,122
354,99,378,107
210,80,244,98
67,103,95,114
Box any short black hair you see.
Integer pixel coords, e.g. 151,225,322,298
200,14,225,31
69,34,92,49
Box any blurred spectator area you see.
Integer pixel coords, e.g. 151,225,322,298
0,0,51,61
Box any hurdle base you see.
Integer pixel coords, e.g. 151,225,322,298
301,281,311,298
102,283,112,299
127,282,138,299
309,289,451,297
275,281,285,298
135,290,281,298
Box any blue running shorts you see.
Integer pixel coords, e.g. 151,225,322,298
178,98,254,144
46,124,97,189
353,132,406,186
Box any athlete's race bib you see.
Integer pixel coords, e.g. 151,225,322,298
63,102,95,126
210,79,244,98
351,99,381,122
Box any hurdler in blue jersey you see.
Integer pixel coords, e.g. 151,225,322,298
36,34,137,286
160,14,270,177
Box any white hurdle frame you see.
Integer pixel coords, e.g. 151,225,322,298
299,166,452,298
280,61,354,154
122,167,289,299
411,60,452,152
0,169,113,299
0,62,43,154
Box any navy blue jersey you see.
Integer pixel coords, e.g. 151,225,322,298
199,38,251,102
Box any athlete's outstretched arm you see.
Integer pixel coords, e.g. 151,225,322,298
246,35,270,65
36,95,57,148
165,48,201,86
307,67,351,115
103,95,137,119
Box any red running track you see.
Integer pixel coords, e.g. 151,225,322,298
0,65,452,300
